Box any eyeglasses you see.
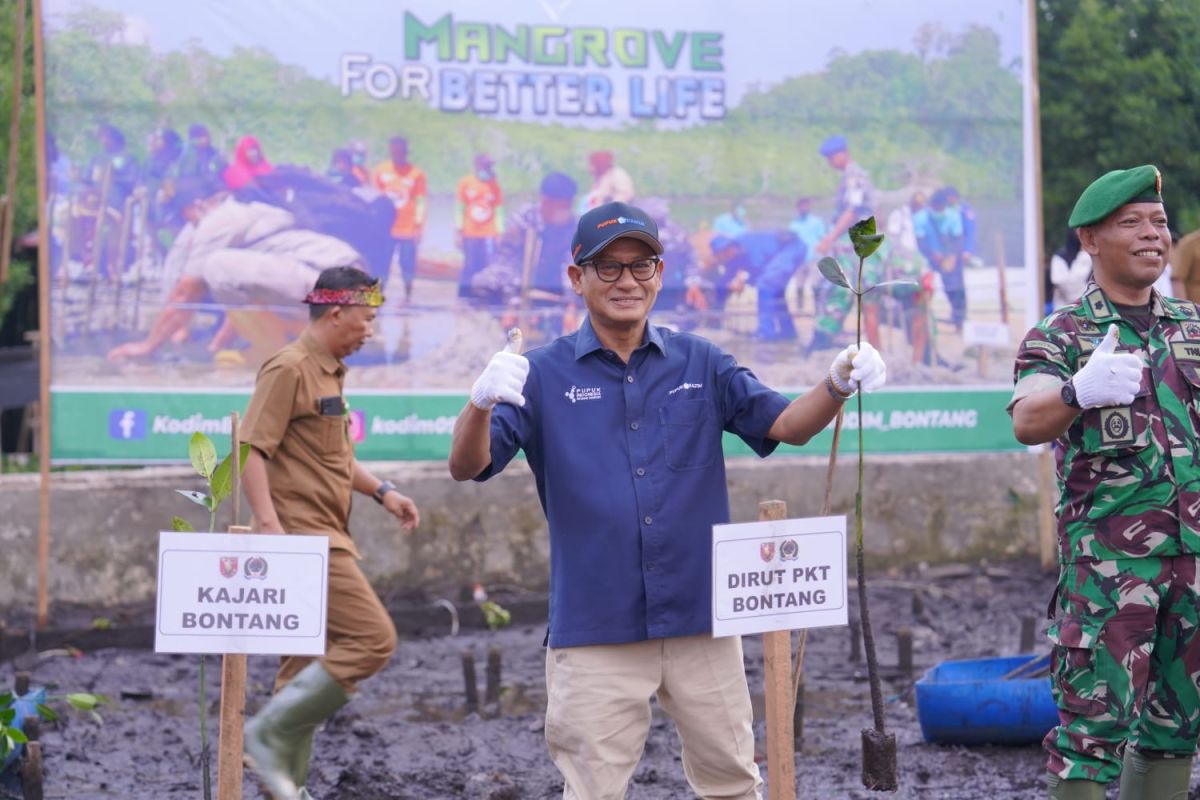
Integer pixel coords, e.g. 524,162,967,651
583,256,661,283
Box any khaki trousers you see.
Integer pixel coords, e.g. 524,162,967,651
545,634,763,800
274,549,397,694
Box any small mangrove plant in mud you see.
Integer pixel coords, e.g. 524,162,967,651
817,216,916,791
172,432,250,800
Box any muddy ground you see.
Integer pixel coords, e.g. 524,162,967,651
4,559,1200,799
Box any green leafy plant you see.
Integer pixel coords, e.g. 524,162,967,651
172,431,249,800
817,217,915,791
0,689,107,762
479,601,512,630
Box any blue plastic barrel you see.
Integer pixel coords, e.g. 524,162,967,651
0,687,47,776
915,654,1058,745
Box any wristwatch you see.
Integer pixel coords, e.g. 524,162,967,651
373,479,398,504
1060,379,1081,409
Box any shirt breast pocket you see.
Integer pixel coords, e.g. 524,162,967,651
659,399,720,471
1078,387,1152,458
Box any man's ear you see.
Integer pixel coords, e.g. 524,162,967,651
1077,226,1099,256
567,264,584,295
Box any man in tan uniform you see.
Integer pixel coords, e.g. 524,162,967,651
240,265,419,800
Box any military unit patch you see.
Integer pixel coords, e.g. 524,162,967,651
1099,408,1136,448
1183,322,1200,340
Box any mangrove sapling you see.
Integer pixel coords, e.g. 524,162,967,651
172,432,250,800
816,217,915,791
0,688,107,765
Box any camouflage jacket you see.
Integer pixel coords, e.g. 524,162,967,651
1011,283,1200,563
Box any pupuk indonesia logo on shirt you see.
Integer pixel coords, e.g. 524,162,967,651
564,385,602,403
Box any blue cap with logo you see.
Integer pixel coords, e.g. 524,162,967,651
571,201,664,265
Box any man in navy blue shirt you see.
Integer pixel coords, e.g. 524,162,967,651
449,202,888,800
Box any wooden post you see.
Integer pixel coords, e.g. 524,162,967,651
485,647,502,705
32,0,50,629
758,499,796,800
1037,446,1057,571
0,0,26,287
462,650,479,713
216,412,248,800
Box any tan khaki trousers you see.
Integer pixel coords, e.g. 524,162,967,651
274,549,397,694
544,634,763,800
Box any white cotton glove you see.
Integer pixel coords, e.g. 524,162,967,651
470,329,529,410
829,341,887,394
1072,324,1142,409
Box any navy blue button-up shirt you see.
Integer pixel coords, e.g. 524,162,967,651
476,318,790,647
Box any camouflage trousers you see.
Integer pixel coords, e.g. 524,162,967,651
1044,556,1200,783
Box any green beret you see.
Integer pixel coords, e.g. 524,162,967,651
1068,165,1163,228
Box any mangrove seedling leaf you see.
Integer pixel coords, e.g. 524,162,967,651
864,279,920,294
849,217,884,260
36,703,59,722
480,600,512,630
171,516,195,533
817,257,851,289
6,728,26,745
175,490,210,509
65,693,106,712
210,443,251,506
188,432,218,480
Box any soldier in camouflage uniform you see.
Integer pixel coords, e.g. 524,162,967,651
1009,165,1200,800
809,134,876,354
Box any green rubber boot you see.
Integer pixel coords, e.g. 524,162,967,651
244,662,348,800
1047,773,1106,800
293,728,315,798
1117,748,1192,800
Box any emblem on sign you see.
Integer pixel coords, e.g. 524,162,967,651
759,542,776,562
244,556,269,580
219,556,238,578
779,539,799,561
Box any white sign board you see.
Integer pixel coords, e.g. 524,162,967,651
712,515,847,638
156,531,329,655
962,320,1012,348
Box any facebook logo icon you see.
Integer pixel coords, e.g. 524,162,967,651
108,409,147,440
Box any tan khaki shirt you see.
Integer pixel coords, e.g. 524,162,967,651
1173,230,1200,303
240,330,360,557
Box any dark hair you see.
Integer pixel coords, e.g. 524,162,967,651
310,266,377,320
188,123,210,139
389,135,408,148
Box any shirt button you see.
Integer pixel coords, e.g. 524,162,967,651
644,516,653,525
630,421,639,430
636,467,646,477
626,375,634,383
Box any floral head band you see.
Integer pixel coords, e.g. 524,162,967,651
303,282,384,307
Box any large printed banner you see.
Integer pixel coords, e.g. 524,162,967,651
42,1,1036,462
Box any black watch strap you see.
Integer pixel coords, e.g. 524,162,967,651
1061,378,1081,409
373,479,398,504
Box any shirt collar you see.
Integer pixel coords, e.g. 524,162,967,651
573,317,668,360
300,330,345,376
1081,282,1192,323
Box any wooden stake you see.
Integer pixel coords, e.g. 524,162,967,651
0,0,26,287
217,412,248,800
462,650,479,713
32,0,50,630
485,646,502,705
758,499,796,800
1037,446,1057,571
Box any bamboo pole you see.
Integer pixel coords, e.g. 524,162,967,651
0,0,26,287
31,0,49,629
758,499,796,800
217,411,247,800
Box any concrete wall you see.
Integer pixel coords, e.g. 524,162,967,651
0,452,1047,612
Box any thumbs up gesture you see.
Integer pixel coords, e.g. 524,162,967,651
470,328,530,410
1071,324,1143,409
